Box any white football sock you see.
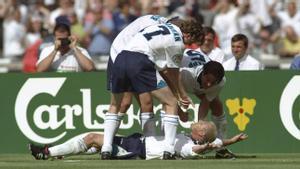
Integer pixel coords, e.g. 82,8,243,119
159,110,166,136
163,114,178,154
49,137,87,157
101,113,119,153
116,113,125,129
212,114,227,139
140,112,156,136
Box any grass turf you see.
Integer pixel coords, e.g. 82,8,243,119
0,154,299,169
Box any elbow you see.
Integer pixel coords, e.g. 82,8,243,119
36,66,46,72
83,64,95,72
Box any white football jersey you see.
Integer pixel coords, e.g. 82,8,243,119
196,47,226,64
110,15,168,61
37,45,92,72
180,49,226,101
124,23,184,70
145,134,223,159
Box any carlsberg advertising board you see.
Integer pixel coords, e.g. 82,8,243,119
0,71,299,153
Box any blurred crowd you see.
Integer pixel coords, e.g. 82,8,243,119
1,0,300,71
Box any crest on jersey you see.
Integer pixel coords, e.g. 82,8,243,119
171,54,182,66
225,98,256,131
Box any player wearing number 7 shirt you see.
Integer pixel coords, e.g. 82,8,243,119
108,15,173,138
102,21,203,160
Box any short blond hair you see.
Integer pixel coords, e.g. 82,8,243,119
191,120,217,143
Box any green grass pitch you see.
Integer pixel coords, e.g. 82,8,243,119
0,154,299,169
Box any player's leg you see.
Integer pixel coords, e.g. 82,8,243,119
151,87,178,159
127,51,160,137
120,92,133,113
29,132,102,160
101,51,131,159
101,92,123,159
159,107,166,136
210,97,227,139
116,92,133,128
106,55,127,132
137,71,169,137
210,97,236,159
48,133,103,157
136,92,156,136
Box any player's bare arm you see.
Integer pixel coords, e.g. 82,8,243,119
222,133,248,146
195,94,210,120
192,143,219,154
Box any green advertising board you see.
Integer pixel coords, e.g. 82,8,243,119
0,71,299,153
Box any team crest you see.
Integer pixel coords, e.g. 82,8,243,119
225,98,256,131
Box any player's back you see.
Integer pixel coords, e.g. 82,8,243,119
124,23,184,70
110,15,168,61
181,48,211,78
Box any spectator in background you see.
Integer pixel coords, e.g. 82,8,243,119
275,26,300,58
212,0,239,56
24,15,43,48
112,0,137,36
3,6,26,59
290,55,300,70
22,14,44,73
28,0,51,31
73,0,88,23
197,26,226,64
49,0,74,29
223,34,263,71
68,11,86,47
236,0,261,55
271,0,300,37
85,7,114,57
36,15,95,72
0,0,9,56
197,0,218,26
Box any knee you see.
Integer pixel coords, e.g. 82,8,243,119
162,97,178,114
120,100,132,112
84,133,100,146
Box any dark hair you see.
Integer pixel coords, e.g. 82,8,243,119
202,61,225,83
203,26,216,38
231,33,248,48
118,0,129,8
54,15,71,35
176,19,204,44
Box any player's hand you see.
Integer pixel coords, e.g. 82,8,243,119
178,96,194,112
178,106,188,122
231,133,248,143
198,143,218,152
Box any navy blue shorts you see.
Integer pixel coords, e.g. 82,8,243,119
112,133,146,159
110,50,157,94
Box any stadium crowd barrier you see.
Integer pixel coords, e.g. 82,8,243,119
0,71,299,153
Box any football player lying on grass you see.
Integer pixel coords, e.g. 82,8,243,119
29,120,248,160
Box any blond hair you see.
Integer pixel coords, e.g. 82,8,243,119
191,120,217,143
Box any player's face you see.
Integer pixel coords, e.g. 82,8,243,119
183,33,192,45
231,40,247,59
191,128,205,144
201,73,217,89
